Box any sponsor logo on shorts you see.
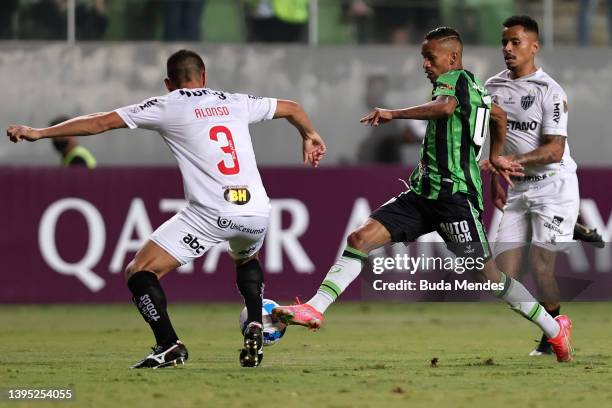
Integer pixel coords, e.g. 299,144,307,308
543,216,564,234
439,221,472,243
216,217,265,235
182,233,205,255
224,187,251,205
217,217,231,229
237,245,257,256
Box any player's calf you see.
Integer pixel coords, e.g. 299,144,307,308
236,258,264,326
127,271,180,351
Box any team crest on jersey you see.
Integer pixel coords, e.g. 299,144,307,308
224,186,251,205
520,93,535,110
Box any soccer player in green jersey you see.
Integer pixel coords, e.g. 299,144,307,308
274,27,573,362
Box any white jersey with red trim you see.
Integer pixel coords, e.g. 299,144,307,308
116,88,277,217
485,68,576,176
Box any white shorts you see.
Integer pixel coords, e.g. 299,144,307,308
495,173,580,254
150,205,269,265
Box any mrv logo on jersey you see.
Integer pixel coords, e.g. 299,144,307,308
224,187,251,205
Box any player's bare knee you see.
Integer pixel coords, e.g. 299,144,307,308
124,259,162,281
347,230,368,252
124,260,138,281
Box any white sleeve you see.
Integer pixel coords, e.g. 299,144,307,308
241,94,278,124
114,96,166,131
541,86,568,137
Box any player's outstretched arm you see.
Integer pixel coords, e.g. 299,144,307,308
359,95,457,127
273,99,326,167
6,112,127,143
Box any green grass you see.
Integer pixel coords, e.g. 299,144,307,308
1,302,611,408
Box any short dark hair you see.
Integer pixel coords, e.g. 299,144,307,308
503,15,539,37
424,27,462,44
166,49,206,85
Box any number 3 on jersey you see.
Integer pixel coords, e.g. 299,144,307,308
472,106,490,160
209,125,240,175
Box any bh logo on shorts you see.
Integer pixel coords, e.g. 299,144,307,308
224,187,251,205
182,233,205,255
439,221,472,243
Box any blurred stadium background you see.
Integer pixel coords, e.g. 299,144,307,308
1,1,611,406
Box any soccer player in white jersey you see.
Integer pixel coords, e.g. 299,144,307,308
482,16,579,356
6,49,326,368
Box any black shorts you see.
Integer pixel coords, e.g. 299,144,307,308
370,190,491,261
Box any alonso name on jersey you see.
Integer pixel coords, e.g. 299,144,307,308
115,88,277,217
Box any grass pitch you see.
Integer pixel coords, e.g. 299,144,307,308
1,302,611,408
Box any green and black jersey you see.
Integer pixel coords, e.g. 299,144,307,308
409,69,491,210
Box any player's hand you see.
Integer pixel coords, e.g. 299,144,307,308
303,132,326,168
6,125,42,143
491,177,507,211
489,155,524,187
479,159,495,174
359,108,393,127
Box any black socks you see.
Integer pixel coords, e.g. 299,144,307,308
236,259,264,326
127,271,179,348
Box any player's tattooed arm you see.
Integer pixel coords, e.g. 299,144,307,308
6,112,127,143
359,95,457,126
273,99,327,167
508,134,565,166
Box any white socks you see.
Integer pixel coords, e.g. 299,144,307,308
493,272,560,338
307,247,367,313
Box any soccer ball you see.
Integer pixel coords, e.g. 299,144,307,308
239,299,287,346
